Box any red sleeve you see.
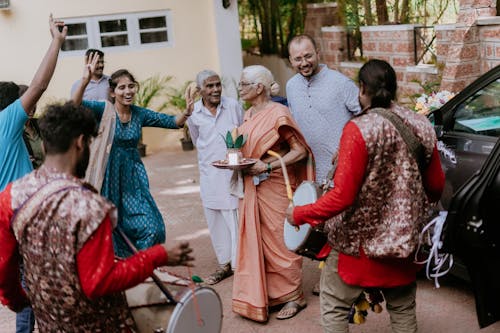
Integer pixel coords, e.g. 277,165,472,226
422,145,445,202
293,122,368,226
0,184,30,311
77,215,168,299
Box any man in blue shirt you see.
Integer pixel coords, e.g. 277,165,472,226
70,49,110,101
0,15,67,333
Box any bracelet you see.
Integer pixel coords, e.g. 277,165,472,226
267,162,272,173
182,112,191,118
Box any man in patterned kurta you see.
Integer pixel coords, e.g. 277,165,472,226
0,102,193,332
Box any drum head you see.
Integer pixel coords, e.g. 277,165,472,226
284,181,318,251
166,286,222,333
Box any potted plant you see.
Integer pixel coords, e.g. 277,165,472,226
165,81,197,151
222,128,247,165
135,74,172,156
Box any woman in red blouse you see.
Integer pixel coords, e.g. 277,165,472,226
286,59,445,333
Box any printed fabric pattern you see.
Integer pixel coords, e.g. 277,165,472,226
10,167,135,332
325,104,437,258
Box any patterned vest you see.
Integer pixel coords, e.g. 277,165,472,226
10,167,135,332
325,104,437,258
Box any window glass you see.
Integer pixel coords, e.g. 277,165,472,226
101,34,129,47
99,19,127,33
139,16,166,29
99,19,128,47
140,31,168,43
62,23,88,51
62,38,88,51
453,79,500,136
60,11,171,53
139,16,168,44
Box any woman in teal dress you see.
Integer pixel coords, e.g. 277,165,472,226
72,54,192,257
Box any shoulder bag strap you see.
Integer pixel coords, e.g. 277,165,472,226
371,107,427,173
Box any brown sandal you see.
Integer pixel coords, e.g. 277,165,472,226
276,299,307,320
204,264,232,285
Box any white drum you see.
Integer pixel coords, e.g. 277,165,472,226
126,271,222,333
284,181,328,261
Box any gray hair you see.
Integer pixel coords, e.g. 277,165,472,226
196,70,219,88
241,65,280,97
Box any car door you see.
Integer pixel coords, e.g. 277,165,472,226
442,137,500,328
432,69,500,210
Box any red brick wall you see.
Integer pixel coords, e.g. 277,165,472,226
319,27,347,69
479,24,500,73
304,3,339,44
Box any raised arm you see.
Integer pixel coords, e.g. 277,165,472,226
20,14,67,115
71,52,101,105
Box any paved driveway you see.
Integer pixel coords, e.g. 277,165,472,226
1,147,500,332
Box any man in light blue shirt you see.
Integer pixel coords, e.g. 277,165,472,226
187,70,244,284
286,34,361,297
286,34,361,184
70,49,110,101
0,15,67,333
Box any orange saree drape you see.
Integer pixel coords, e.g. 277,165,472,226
232,102,314,322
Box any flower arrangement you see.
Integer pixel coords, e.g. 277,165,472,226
414,90,455,116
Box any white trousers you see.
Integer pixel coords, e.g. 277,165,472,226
203,207,239,269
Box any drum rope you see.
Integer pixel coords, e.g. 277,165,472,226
116,227,178,304
187,266,204,327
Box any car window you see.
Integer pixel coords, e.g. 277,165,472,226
453,79,500,136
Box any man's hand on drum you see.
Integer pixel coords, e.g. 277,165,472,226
286,202,298,226
163,241,194,266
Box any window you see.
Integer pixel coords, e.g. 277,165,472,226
453,79,500,136
61,11,171,54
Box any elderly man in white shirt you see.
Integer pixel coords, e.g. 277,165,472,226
187,70,244,284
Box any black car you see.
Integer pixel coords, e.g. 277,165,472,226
429,64,500,328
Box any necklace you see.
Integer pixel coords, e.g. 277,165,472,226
117,111,132,127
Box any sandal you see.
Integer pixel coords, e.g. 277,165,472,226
204,264,232,285
312,281,320,296
276,298,307,320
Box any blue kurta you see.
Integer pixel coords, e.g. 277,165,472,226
83,101,178,257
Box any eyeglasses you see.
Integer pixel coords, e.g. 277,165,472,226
290,53,315,64
238,81,256,88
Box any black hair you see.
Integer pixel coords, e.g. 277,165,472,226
108,69,138,91
358,59,397,109
0,81,20,110
38,101,97,154
288,34,318,53
85,48,104,57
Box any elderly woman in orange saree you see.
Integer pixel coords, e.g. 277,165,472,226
232,65,314,322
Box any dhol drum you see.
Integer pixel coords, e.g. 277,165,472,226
283,181,330,261
125,271,223,333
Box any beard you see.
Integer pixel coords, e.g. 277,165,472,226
76,144,90,179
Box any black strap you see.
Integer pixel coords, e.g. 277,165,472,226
371,108,427,173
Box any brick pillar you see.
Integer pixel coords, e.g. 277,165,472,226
320,26,347,69
304,2,339,43
435,24,456,65
440,0,497,92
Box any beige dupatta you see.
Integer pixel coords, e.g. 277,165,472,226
84,101,116,191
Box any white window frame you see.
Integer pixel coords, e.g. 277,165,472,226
60,10,173,56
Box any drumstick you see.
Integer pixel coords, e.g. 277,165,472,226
116,227,178,305
267,150,293,203
267,150,300,231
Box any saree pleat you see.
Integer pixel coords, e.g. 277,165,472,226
232,102,314,322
